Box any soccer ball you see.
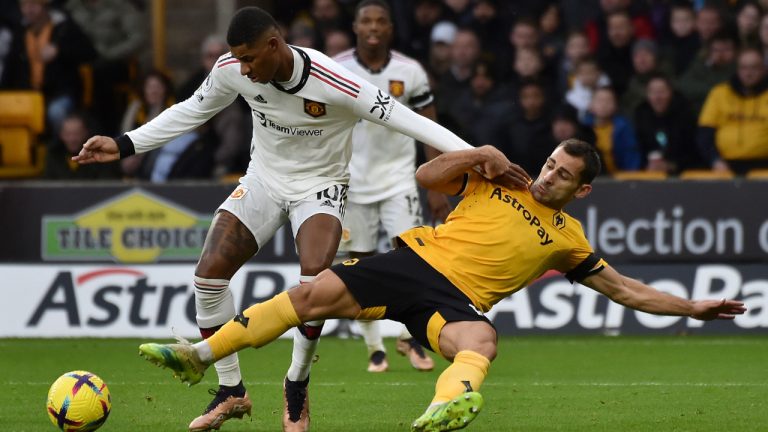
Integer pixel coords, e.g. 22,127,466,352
46,371,111,431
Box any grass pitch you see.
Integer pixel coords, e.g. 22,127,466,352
3,335,766,431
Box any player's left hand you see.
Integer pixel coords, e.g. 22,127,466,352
690,299,746,321
426,190,451,224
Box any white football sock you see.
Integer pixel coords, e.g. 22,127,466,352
359,320,386,355
286,275,324,382
194,276,242,387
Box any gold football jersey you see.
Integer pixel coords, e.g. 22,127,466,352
399,174,600,312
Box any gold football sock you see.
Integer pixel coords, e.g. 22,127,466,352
207,292,301,361
432,350,490,404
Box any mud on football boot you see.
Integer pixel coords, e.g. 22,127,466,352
138,337,207,386
188,381,252,431
396,338,435,371
410,392,484,432
367,350,389,373
282,377,310,432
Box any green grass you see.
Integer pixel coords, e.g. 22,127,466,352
2,336,767,431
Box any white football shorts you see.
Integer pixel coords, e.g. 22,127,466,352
218,181,348,248
339,187,423,253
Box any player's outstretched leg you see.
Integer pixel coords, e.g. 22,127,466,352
139,337,209,386
410,392,483,432
396,327,434,371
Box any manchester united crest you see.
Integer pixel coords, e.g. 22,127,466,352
388,80,405,97
304,99,326,117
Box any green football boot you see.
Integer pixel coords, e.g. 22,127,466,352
411,392,484,432
138,340,207,386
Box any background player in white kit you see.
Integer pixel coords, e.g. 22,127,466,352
72,7,517,432
334,0,445,373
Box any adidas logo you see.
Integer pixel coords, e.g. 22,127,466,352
254,94,267,103
320,199,335,208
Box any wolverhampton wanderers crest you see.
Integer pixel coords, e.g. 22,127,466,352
553,211,566,230
389,80,405,97
304,99,326,117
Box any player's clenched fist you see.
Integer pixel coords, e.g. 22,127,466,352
72,135,120,164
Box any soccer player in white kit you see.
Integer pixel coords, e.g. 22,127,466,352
74,7,482,432
334,0,445,373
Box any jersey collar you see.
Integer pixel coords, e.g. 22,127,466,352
270,46,311,94
354,49,391,75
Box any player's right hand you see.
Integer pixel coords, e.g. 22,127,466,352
72,135,120,164
477,145,531,190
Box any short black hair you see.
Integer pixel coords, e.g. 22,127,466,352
354,0,391,20
558,139,601,184
227,7,279,47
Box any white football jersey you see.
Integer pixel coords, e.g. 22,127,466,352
335,49,434,204
120,46,471,202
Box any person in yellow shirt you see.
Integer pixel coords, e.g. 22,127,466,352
698,47,768,174
138,140,746,432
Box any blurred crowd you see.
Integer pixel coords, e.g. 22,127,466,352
1,0,768,181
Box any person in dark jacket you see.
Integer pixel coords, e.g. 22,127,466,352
634,72,704,173
3,0,96,133
44,112,120,179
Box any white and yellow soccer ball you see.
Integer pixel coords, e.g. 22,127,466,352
46,371,111,431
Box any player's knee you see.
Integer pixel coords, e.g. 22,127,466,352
474,340,497,362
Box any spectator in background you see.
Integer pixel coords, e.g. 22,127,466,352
621,38,672,115
634,73,702,174
44,111,120,179
287,20,319,49
557,31,591,96
538,2,567,62
66,0,145,136
177,35,249,178
468,0,506,61
583,86,642,174
448,60,513,149
310,0,348,40
698,48,768,174
735,1,763,48
660,2,700,76
585,0,654,53
695,4,724,51
132,125,216,182
435,27,481,122
443,0,473,26
323,28,352,57
510,47,550,94
397,0,445,63
3,0,96,134
428,21,457,76
504,79,554,175
550,103,596,147
677,31,737,112
500,16,540,77
761,13,768,64
120,70,174,178
566,57,611,120
597,10,636,96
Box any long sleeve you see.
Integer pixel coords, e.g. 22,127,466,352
351,79,473,153
124,69,238,154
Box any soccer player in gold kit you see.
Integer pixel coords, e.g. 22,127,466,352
139,140,746,432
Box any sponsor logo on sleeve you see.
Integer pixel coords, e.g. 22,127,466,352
369,89,393,120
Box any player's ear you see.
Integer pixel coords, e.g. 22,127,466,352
574,183,592,199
